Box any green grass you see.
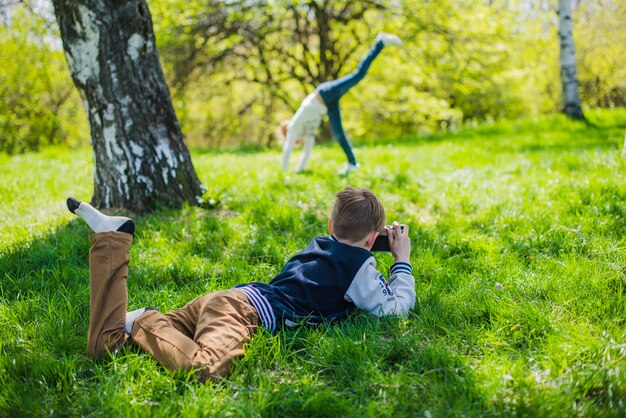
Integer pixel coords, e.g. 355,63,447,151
1,108,626,417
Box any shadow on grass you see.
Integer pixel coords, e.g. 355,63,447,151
237,310,491,416
0,213,498,415
0,210,238,414
0,221,92,415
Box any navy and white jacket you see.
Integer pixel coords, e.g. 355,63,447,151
236,236,415,333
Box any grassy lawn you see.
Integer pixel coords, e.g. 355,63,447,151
1,109,625,417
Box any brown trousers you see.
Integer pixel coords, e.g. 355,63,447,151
87,232,259,380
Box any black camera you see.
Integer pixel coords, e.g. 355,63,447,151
371,225,404,253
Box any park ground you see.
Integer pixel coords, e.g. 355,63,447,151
0,109,625,417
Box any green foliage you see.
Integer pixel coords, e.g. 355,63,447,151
147,0,625,148
0,6,87,154
2,0,625,151
1,109,626,416
576,0,626,107
344,0,553,139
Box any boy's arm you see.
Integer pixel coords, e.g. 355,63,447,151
345,258,415,317
346,222,414,317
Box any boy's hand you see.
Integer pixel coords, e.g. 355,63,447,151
386,222,411,263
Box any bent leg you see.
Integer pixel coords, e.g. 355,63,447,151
317,40,384,104
327,102,357,165
130,293,216,373
88,232,132,359
131,290,258,380
193,290,259,379
159,294,211,339
130,309,202,373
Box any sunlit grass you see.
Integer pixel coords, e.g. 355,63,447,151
1,109,625,416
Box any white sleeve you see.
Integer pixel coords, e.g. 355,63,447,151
281,119,302,171
345,257,415,317
296,136,315,172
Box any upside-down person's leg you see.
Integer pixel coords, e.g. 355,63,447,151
316,40,385,104
316,33,401,104
327,102,357,168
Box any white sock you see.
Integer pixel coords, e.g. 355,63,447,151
338,162,360,176
67,197,134,235
376,32,403,47
124,307,147,334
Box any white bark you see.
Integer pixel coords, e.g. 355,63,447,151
52,0,205,212
558,0,584,119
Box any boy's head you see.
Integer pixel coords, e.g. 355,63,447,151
330,187,386,242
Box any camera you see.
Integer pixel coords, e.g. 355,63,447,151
371,225,404,253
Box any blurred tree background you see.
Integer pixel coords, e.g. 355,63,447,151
1,0,624,154
0,0,86,153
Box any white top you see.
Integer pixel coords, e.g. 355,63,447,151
288,93,327,141
281,93,328,171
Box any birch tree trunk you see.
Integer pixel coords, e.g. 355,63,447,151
51,0,205,212
558,0,585,120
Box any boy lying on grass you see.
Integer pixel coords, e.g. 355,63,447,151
67,187,415,381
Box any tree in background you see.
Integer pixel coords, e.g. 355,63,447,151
151,0,568,146
154,0,387,146
3,0,624,154
558,0,585,120
51,0,205,212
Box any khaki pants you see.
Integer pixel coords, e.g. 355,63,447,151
87,232,259,380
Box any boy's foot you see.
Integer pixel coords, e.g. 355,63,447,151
124,307,157,334
338,163,360,176
376,32,403,47
67,197,135,236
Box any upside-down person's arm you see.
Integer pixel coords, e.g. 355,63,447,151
296,136,315,172
282,121,301,171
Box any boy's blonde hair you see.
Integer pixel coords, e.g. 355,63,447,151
331,187,386,242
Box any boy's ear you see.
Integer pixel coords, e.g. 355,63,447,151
365,230,379,248
328,218,333,234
